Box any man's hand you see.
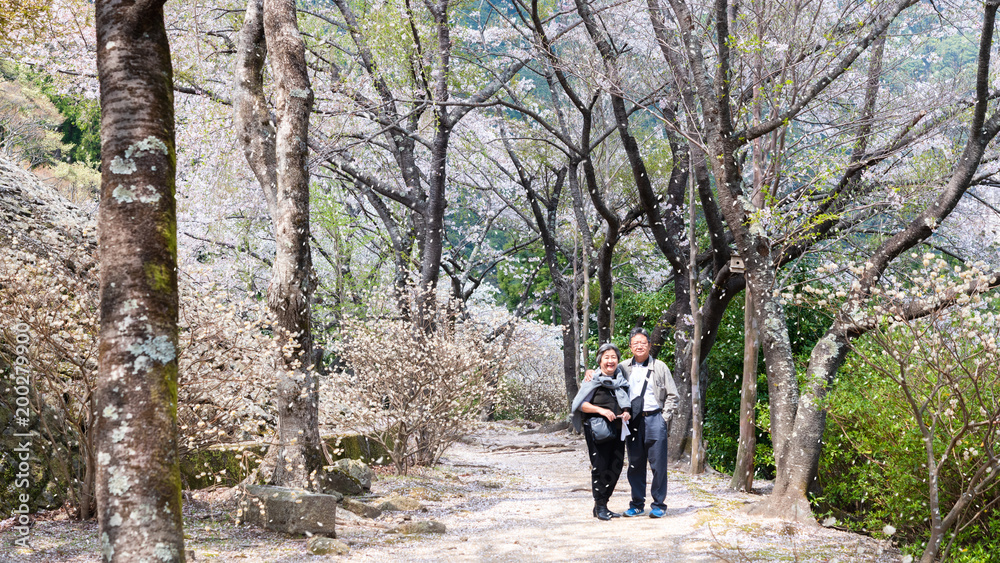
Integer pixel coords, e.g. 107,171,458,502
583,369,595,382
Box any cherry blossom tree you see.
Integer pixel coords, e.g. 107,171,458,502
307,0,526,310
93,0,185,560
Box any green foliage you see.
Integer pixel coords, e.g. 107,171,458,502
895,32,978,84
609,284,673,349
700,297,828,479
47,92,100,166
701,301,779,479
819,333,1000,558
1,64,101,167
310,182,383,324
495,243,557,323
818,349,930,533
0,64,100,202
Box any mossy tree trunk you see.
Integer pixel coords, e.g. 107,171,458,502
94,0,184,560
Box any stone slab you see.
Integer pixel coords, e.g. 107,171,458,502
241,485,340,536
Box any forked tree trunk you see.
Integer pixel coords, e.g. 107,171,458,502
235,0,327,490
94,0,184,560
261,0,325,489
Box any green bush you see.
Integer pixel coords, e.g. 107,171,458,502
819,336,1000,559
818,352,930,533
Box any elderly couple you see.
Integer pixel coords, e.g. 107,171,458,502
571,327,679,521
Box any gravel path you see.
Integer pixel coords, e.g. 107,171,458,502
4,423,904,562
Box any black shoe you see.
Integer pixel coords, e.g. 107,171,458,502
593,506,614,521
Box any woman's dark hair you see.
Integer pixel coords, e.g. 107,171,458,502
595,342,621,364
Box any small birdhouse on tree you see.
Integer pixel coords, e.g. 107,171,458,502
730,255,745,274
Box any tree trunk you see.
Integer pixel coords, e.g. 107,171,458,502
258,0,327,490
94,0,184,560
730,288,758,491
668,288,693,461
744,262,812,521
688,174,705,474
595,223,617,343
523,173,581,406
558,282,581,407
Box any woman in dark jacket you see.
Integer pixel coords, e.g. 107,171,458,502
571,342,631,520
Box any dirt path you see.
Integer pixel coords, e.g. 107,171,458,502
6,423,903,562
341,424,903,562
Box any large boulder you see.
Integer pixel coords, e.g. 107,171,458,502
325,433,390,465
240,485,341,536
180,443,265,490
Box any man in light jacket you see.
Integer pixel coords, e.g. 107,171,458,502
620,327,678,518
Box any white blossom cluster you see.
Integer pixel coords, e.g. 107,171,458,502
326,292,512,473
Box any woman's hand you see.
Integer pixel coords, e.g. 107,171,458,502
621,411,631,423
602,408,616,422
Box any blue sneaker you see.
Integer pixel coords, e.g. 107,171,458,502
623,507,644,517
649,507,666,518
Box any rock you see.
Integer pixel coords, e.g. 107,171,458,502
388,520,446,534
520,420,571,434
325,433,390,465
180,443,266,490
178,434,385,492
321,458,374,495
0,155,98,517
241,485,340,536
321,468,363,496
307,536,350,555
408,486,441,501
378,495,424,512
332,458,373,491
341,497,382,519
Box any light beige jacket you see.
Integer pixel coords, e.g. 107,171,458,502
621,356,679,424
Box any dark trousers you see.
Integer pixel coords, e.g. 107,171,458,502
583,420,625,507
626,412,669,511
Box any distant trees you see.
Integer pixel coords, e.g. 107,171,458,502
312,0,526,307
93,0,184,561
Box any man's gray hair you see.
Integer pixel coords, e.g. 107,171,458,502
629,326,651,342
596,342,621,363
